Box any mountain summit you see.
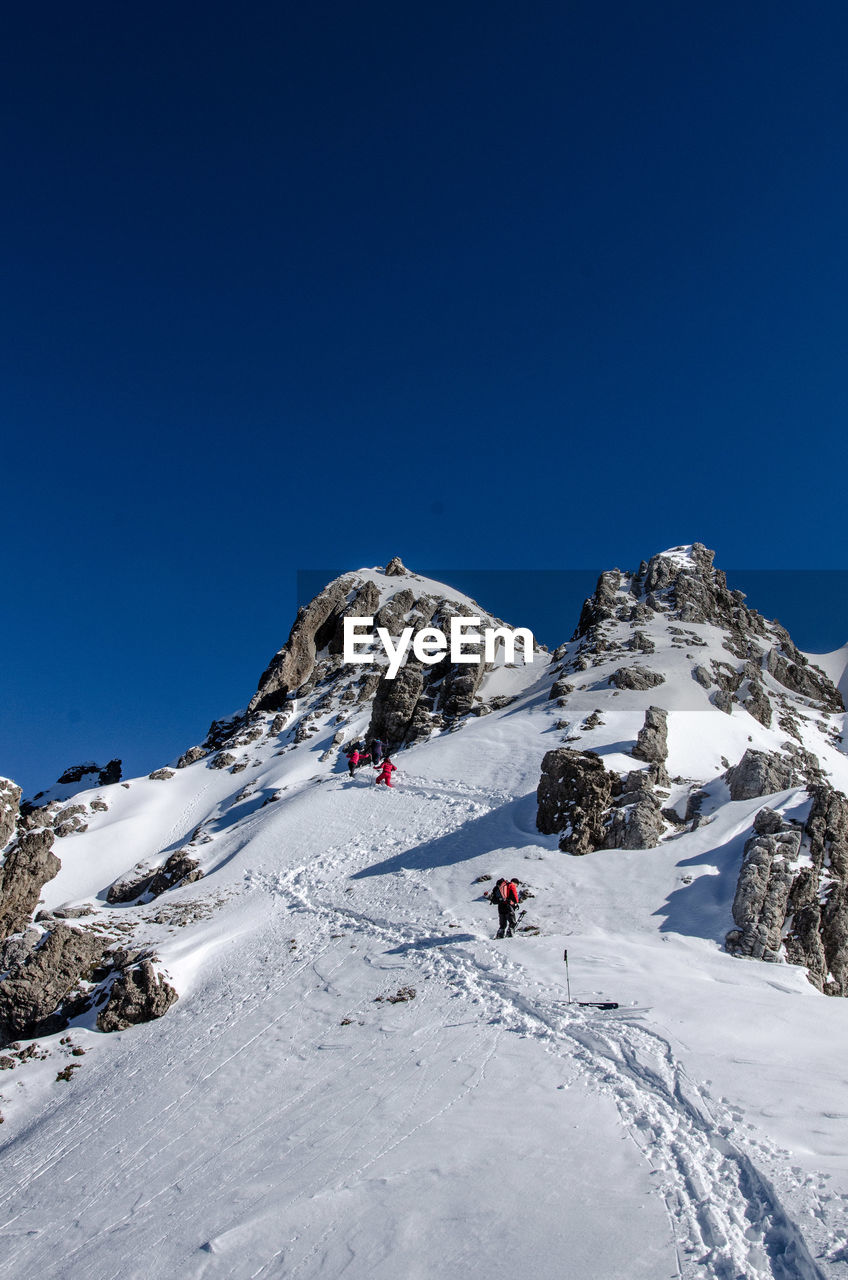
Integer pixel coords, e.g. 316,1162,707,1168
0,550,846,1280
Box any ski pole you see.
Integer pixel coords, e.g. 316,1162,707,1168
563,948,572,1005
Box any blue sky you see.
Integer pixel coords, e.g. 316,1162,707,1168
2,2,847,794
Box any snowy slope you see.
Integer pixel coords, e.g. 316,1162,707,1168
1,555,848,1280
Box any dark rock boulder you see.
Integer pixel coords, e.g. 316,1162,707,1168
384,556,407,577
107,850,204,905
536,749,613,855
0,830,61,939
712,689,734,715
177,745,208,768
611,666,666,691
148,769,175,781
0,778,21,850
632,706,668,765
210,752,236,771
97,958,178,1032
0,925,110,1044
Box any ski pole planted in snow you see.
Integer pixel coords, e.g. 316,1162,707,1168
563,948,619,1010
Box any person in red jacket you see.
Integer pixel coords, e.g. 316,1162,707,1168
490,877,519,937
348,748,360,779
374,757,397,788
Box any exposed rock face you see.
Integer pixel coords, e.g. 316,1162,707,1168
248,576,357,713
726,815,802,961
606,790,665,850
536,749,613,855
97,959,178,1032
0,830,61,939
148,769,175,781
724,789,848,996
0,778,21,849
0,925,110,1044
784,786,848,995
367,664,426,748
765,639,843,714
177,745,208,768
632,707,668,765
0,926,41,975
55,760,122,788
107,851,204,904
210,752,236,771
327,581,380,656
384,556,407,576
54,805,89,838
725,750,798,801
611,666,665,691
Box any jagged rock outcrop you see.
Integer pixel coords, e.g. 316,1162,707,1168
606,789,665,850
765,638,843,714
783,785,848,994
725,750,798,801
0,830,61,939
0,925,111,1044
106,850,203,905
536,749,614,855
97,958,178,1032
55,760,121,788
384,556,407,576
726,810,802,961
54,805,89,837
248,576,358,713
724,789,848,995
632,707,668,765
368,664,426,748
177,745,208,768
0,778,21,849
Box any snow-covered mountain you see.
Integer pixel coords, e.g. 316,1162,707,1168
1,546,847,1280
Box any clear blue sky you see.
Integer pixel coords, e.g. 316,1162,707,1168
2,2,847,795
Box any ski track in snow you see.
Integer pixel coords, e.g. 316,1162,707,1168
234,774,830,1280
2,738,847,1274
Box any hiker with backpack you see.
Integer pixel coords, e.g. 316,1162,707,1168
490,877,519,937
348,748,361,779
372,738,384,766
374,757,397,788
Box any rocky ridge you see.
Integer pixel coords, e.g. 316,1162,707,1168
535,543,847,993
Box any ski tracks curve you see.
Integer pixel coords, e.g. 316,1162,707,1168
251,775,830,1280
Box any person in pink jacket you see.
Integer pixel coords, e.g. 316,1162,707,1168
374,758,397,788
348,748,360,779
